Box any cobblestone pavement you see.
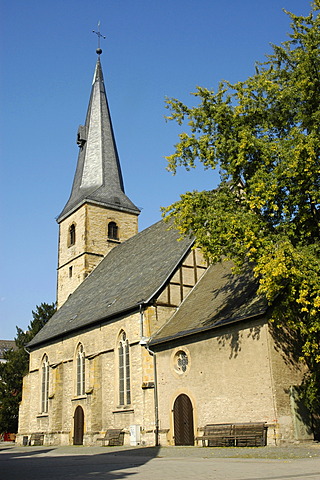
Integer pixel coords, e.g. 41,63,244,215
1,443,320,479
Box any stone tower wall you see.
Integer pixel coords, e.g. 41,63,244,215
57,204,138,307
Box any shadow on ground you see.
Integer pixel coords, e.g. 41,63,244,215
0,445,161,480
1,443,320,480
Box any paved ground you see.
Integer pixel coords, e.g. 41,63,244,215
1,442,320,480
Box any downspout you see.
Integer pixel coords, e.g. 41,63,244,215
139,302,159,446
145,344,159,447
139,303,145,339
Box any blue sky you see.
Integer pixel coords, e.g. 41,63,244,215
0,0,311,339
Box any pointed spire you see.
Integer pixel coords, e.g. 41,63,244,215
57,57,140,222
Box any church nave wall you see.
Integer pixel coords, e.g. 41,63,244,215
17,310,158,446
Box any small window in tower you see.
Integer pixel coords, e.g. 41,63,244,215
108,221,119,240
69,266,73,278
69,224,76,246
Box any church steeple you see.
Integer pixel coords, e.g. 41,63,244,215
57,56,140,222
56,51,140,308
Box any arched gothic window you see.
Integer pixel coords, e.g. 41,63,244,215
118,332,131,405
76,344,85,396
108,221,119,240
69,224,76,246
41,355,49,413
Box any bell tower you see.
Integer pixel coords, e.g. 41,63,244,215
56,46,140,308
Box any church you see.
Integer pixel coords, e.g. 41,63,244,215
16,48,313,447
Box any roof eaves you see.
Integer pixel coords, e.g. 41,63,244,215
149,307,268,347
27,302,145,350
57,198,140,223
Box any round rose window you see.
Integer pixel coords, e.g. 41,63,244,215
174,350,189,374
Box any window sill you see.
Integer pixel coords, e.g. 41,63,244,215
113,407,134,414
71,395,87,401
141,381,154,389
37,413,48,418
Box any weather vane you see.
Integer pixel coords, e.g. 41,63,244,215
92,21,106,55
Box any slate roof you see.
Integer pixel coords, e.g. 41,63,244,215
150,260,268,346
28,220,193,348
57,57,140,223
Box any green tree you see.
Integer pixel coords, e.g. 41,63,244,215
164,3,320,415
0,302,56,434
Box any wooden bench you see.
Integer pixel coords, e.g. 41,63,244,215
197,422,267,447
233,423,267,447
197,424,234,447
97,429,124,446
29,433,44,446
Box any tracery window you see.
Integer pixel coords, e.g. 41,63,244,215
76,344,85,396
174,350,189,374
108,221,119,240
41,355,49,413
118,332,131,405
69,224,76,246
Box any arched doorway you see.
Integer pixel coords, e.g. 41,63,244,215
173,394,194,446
73,406,84,445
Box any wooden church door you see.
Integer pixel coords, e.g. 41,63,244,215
173,394,194,445
73,406,84,445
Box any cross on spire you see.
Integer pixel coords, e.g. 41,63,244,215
92,21,106,54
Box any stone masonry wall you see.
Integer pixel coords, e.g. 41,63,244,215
17,308,158,447
57,204,138,307
267,323,313,443
155,318,288,446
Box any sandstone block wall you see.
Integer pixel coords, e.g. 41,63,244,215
17,309,156,447
267,324,313,443
57,204,138,307
154,317,309,446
